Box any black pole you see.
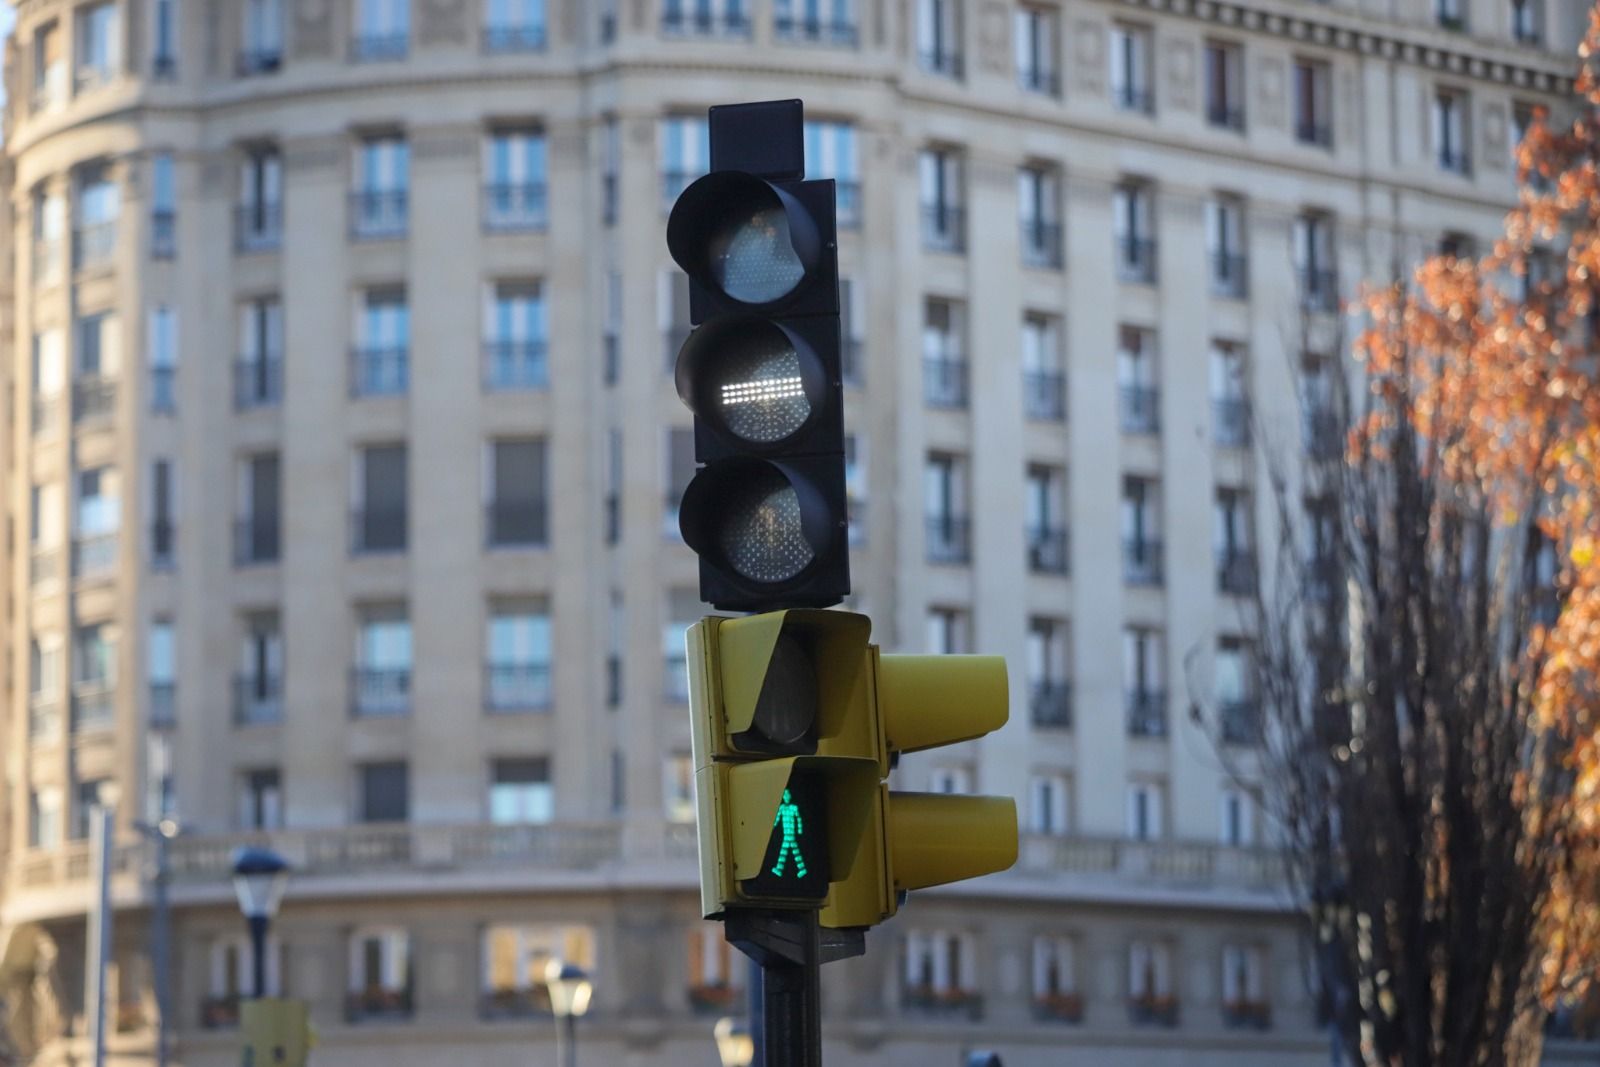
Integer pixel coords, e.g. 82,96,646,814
151,833,171,1067
726,910,821,1067
248,914,270,999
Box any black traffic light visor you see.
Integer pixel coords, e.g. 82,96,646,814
667,172,822,311
680,456,840,594
674,316,829,453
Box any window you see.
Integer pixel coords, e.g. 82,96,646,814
73,778,111,839
915,0,962,76
357,763,409,823
352,136,409,239
354,609,411,718
1029,773,1070,835
924,452,970,564
664,752,695,822
238,146,283,251
73,312,120,429
241,0,285,72
1221,944,1267,1023
1215,490,1255,595
902,931,978,1003
1125,782,1166,840
919,148,964,252
1015,6,1058,94
489,758,552,823
1124,628,1166,736
1018,164,1062,269
29,634,64,736
1511,0,1541,43
1436,0,1465,29
1025,466,1068,574
660,270,693,370
606,593,624,707
599,0,617,43
1204,41,1244,129
487,603,551,710
922,298,966,407
33,22,66,112
74,164,120,270
664,590,698,701
239,769,283,829
845,434,867,546
29,789,63,849
1109,24,1152,112
32,186,67,284
1294,212,1338,311
804,121,859,227
603,269,622,384
148,620,176,726
354,288,409,395
237,452,280,565
1113,181,1155,283
1117,326,1158,433
931,766,972,793
209,933,283,1009
659,116,710,206
484,282,547,389
925,607,969,655
600,118,620,225
143,736,174,816
1027,617,1071,727
347,928,412,1019
353,444,407,553
353,0,410,59
1128,940,1175,1020
148,306,177,413
486,439,548,546
1293,59,1332,147
484,129,548,231
687,925,741,1003
237,297,283,408
1122,477,1162,586
72,623,117,733
1433,89,1472,174
1217,638,1257,743
1220,786,1255,846
151,154,176,257
75,2,121,91
74,467,119,580
1206,195,1247,298
1032,937,1079,1017
236,614,283,725
1021,312,1064,421
1210,344,1249,451
482,926,595,1017
840,276,864,384
664,427,695,536
776,0,857,44
483,0,546,51
661,0,750,36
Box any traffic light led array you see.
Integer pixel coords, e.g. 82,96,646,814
686,610,1019,929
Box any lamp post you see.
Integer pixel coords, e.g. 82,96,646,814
229,847,290,999
544,958,592,1067
134,818,181,1067
714,1016,754,1067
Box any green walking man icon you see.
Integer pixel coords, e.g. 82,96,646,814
770,788,808,878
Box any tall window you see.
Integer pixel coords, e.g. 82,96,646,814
237,297,284,408
664,427,694,536
1122,476,1162,586
922,298,966,408
661,0,750,36
238,145,283,250
902,931,978,1004
486,439,548,546
1125,783,1166,841
150,153,176,258
238,769,283,829
1021,312,1064,421
1205,195,1247,298
353,0,410,59
29,789,64,848
1025,465,1067,574
484,128,548,231
354,610,411,718
489,758,552,823
925,607,969,654
1026,617,1071,727
354,288,410,395
148,306,177,413
1436,0,1465,29
924,453,970,564
347,928,412,1019
1215,490,1255,595
72,623,117,732
352,136,409,239
600,117,620,225
152,0,177,76
915,0,962,77
919,148,964,252
150,458,176,569
1124,628,1166,737
1221,944,1266,1021
804,121,859,227
1018,164,1062,268
486,603,552,711
484,281,548,389
1293,59,1332,147
236,613,284,725
1294,212,1338,311
1109,24,1152,112
73,467,119,582
1216,638,1257,743
482,926,595,1016
241,0,284,71
237,453,280,564
74,2,121,90
1210,340,1248,446
74,164,120,270
1117,326,1158,433
663,753,695,822
147,620,176,730
1433,89,1472,174
354,444,407,554
659,116,710,206
775,0,857,44
664,590,699,701
1220,786,1255,846
1511,0,1541,43
1112,181,1155,283
483,0,546,51
1014,5,1058,94
1204,40,1243,129
1128,940,1175,1016
1028,773,1070,835
33,22,66,111
1032,937,1079,1017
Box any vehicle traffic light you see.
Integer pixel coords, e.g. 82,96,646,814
687,610,1018,928
239,998,313,1067
667,100,849,612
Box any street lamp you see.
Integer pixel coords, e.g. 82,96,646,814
230,847,290,999
133,819,181,1067
545,958,592,1067
714,1016,754,1067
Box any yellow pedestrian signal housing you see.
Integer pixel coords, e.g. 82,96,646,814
239,998,313,1067
686,609,1018,929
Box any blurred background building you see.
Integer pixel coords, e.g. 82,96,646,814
0,0,1586,1063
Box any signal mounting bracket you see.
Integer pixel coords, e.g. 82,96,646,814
709,99,805,180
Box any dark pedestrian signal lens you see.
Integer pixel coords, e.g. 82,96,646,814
708,203,806,304
717,467,816,583
746,633,817,749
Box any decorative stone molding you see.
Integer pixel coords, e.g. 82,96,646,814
412,124,480,161
1481,102,1508,168
630,0,648,32
418,0,467,47
1073,19,1106,95
978,2,1011,76
1166,38,1197,111
294,0,336,59
284,135,346,173
1256,55,1287,130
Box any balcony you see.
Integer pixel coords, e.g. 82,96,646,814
350,33,408,61
918,48,963,78
1207,102,1245,131
1437,9,1466,30
29,547,61,586
236,47,282,74
1129,995,1180,1028
1126,691,1168,737
1119,385,1159,434
74,62,117,93
234,674,283,725
1220,700,1262,745
346,988,413,1024
1295,121,1332,148
351,667,410,718
1115,235,1156,283
1030,683,1073,729
482,22,546,51
72,681,116,733
1123,538,1163,586
924,357,968,409
480,987,555,1020
486,500,548,548
1112,85,1154,113
483,341,548,390
352,507,407,554
151,210,176,259
1217,548,1257,596
665,654,689,703
72,533,118,581
774,15,857,44
1439,147,1472,175
834,180,861,229
1223,1000,1273,1030
351,347,409,397
1023,370,1065,421
902,987,983,1020
73,222,117,270
200,996,240,1031
1021,220,1063,269
235,356,283,409
234,517,281,565
926,515,972,565
33,240,63,284
661,9,750,35
349,190,408,240
151,519,176,571
29,697,62,741
485,663,552,712
483,183,548,232
151,365,176,414
1211,252,1248,299
1213,397,1250,446
1018,65,1060,96
235,203,283,252
1027,526,1069,575
921,205,964,253
149,682,176,728
32,392,59,437
73,375,117,424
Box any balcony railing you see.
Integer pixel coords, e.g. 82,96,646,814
926,515,972,565
200,996,240,1031
480,987,555,1020
1124,538,1163,586
351,667,410,717
235,356,283,409
151,366,176,414
1220,700,1262,745
1023,370,1065,421
1115,235,1156,283
1127,691,1168,737
921,205,964,253
1222,1000,1273,1030
924,357,968,409
1217,548,1257,596
352,506,407,554
902,987,983,1020
346,988,413,1023
73,222,117,270
1030,683,1073,728
235,203,283,252
1119,385,1159,434
351,347,409,396
149,682,176,728
1437,9,1466,29
73,375,117,424
1295,121,1332,148
1027,525,1069,574
1211,252,1248,299
1129,996,1180,1028
661,9,751,35
1018,65,1060,96
774,16,857,44
151,210,176,258
918,48,963,78
349,33,409,61
483,183,548,232
1021,220,1063,269
482,22,547,51
1112,85,1154,113
151,519,176,571
75,62,117,93
1206,103,1245,131
349,190,408,239
1439,148,1472,175
73,533,118,581
72,682,116,733
1213,397,1250,447
483,341,549,390
236,47,283,74
234,517,281,565
234,674,283,725
29,697,62,741
665,654,689,703
485,663,552,711
487,500,548,547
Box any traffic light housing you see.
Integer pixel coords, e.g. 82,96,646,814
668,100,849,612
687,610,1019,929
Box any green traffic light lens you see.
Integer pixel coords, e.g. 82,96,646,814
716,467,816,584
716,337,812,444
708,203,806,305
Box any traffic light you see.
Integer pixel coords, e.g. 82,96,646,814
239,998,313,1067
687,610,1018,928
667,100,849,612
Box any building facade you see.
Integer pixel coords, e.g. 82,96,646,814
0,0,1589,1063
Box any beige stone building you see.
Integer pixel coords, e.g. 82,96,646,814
0,0,1590,1063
